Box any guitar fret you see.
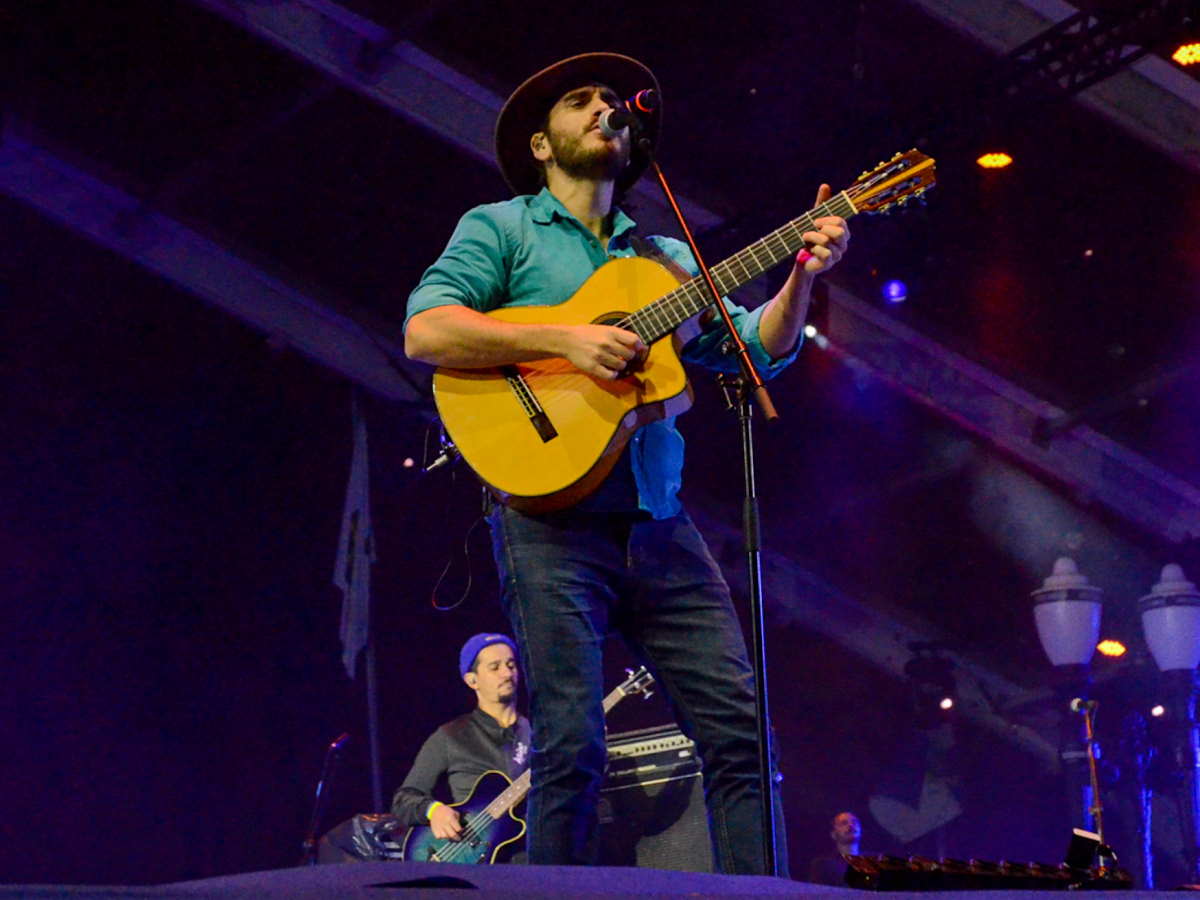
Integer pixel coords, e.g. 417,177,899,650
623,191,867,348
646,303,665,338
711,264,734,298
746,242,767,275
765,231,786,258
730,252,751,284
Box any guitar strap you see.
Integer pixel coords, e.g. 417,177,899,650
628,234,717,327
628,234,692,285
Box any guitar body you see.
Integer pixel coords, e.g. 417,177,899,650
431,151,937,513
400,770,526,864
432,256,695,514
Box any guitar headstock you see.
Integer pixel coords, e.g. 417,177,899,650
845,149,936,215
618,666,655,701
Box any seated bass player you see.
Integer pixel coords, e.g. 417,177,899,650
391,633,530,843
318,633,530,863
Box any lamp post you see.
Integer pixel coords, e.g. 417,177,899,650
1032,557,1102,834
1140,563,1200,883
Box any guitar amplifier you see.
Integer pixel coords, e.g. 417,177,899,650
596,724,713,872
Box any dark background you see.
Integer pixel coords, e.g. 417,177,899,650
3,0,1200,886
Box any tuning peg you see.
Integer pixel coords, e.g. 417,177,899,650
891,151,901,160
859,170,869,178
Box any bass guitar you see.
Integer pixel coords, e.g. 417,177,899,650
400,665,656,864
432,150,935,514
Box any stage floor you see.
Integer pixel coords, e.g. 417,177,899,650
0,862,1189,899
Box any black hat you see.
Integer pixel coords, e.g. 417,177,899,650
494,52,661,196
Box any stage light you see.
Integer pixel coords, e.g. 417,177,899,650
1173,42,1200,66
804,324,818,339
1031,558,1102,835
882,280,907,304
976,152,1013,169
1139,563,1200,881
1032,558,1102,667
1141,564,1200,671
1151,704,1166,718
403,457,415,468
1096,639,1126,658
905,646,957,727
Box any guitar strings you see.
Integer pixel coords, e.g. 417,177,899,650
433,805,504,862
615,194,856,342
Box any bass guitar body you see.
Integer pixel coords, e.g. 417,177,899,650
400,771,526,864
432,257,695,514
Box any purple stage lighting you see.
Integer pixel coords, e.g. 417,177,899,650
883,280,907,303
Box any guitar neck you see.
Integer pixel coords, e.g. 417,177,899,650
628,191,858,345
480,681,635,820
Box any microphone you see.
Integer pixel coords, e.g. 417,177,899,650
1070,697,1099,713
598,89,658,139
424,433,460,473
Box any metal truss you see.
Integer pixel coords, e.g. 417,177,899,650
990,0,1199,101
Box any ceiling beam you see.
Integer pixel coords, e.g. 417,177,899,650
187,0,722,238
819,283,1200,543
0,121,426,404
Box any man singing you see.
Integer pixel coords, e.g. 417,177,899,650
404,53,849,873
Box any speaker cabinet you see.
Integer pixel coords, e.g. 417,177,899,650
597,724,713,872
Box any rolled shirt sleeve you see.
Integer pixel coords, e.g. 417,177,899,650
405,206,512,328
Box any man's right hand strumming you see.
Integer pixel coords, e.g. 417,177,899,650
559,323,645,380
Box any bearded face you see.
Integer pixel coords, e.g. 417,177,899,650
544,121,630,182
536,84,631,184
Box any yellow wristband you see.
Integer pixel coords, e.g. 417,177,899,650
426,801,444,820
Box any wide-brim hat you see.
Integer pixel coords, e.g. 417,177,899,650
494,52,661,196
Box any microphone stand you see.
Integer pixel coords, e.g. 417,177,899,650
301,732,350,865
636,132,780,876
1080,703,1119,875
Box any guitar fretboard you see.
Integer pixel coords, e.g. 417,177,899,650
624,192,857,344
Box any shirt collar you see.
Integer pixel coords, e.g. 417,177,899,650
471,705,519,737
528,187,638,242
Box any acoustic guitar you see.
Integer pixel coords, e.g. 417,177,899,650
399,665,656,864
433,150,936,514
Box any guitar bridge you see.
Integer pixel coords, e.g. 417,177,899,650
502,366,558,443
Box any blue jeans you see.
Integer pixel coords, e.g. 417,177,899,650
487,504,785,874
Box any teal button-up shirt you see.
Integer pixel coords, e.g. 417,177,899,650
406,188,799,519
